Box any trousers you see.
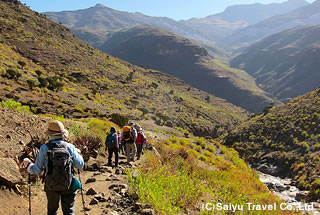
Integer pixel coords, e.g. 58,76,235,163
45,188,76,215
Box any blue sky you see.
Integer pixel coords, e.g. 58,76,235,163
19,0,315,21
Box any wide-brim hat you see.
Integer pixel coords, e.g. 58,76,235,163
46,120,67,137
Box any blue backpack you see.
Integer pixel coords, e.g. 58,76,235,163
105,133,118,149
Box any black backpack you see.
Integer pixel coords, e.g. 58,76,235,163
45,141,73,191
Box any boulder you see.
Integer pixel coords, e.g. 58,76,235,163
86,187,97,195
89,198,99,205
0,158,25,187
85,177,96,184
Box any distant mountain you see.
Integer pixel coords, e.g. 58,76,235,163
101,24,276,112
230,24,320,101
44,0,309,49
222,0,320,49
225,88,320,201
180,0,308,43
44,4,212,48
208,0,309,25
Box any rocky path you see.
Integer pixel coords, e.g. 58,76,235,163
0,154,153,215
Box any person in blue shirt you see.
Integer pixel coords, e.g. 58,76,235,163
22,120,84,215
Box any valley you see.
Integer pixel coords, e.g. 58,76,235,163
1,0,320,214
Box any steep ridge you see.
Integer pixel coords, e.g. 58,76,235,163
225,88,320,201
222,0,320,50
0,0,248,137
230,24,320,101
101,24,276,113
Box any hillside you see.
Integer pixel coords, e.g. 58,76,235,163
180,0,308,43
100,24,276,113
222,0,320,50
224,88,320,200
230,24,320,101
0,0,250,137
0,106,294,214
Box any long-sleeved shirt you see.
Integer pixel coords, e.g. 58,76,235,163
28,136,84,176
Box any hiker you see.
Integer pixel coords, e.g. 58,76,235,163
21,120,84,215
136,127,147,160
117,130,125,155
121,123,137,164
105,126,119,167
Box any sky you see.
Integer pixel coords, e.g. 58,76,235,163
19,0,316,21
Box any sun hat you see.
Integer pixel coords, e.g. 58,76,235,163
47,120,67,136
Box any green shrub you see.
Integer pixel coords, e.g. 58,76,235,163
1,99,31,113
74,104,84,113
179,138,191,147
207,145,216,153
4,69,21,80
35,70,42,76
18,60,26,68
111,113,129,127
170,134,178,144
26,79,35,89
38,77,49,88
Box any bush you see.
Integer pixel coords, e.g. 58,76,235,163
179,138,191,148
35,70,42,76
111,113,128,127
38,77,49,88
18,60,26,68
1,99,31,113
46,76,64,91
26,79,35,89
4,69,21,80
73,134,101,162
207,145,216,153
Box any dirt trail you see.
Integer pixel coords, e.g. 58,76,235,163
0,154,147,215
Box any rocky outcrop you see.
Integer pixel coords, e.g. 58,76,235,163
0,158,25,187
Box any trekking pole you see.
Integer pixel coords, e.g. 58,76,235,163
28,173,31,215
78,169,86,215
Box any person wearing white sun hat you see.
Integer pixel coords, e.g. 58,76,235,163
22,120,84,215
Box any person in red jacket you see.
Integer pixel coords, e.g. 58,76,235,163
136,129,146,160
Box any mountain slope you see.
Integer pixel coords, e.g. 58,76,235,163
0,0,249,137
101,24,276,113
230,24,320,100
222,0,320,49
225,88,320,200
180,0,308,43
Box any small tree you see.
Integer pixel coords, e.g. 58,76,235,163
38,77,49,88
26,79,35,89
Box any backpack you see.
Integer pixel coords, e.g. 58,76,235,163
45,141,73,191
105,133,118,149
136,131,146,145
123,126,133,142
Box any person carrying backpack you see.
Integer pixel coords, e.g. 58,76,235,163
121,123,137,164
105,126,119,167
21,120,84,215
136,128,147,160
